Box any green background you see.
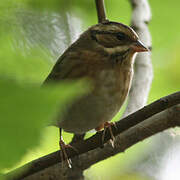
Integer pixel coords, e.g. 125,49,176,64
0,0,179,180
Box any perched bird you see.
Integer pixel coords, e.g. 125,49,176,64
44,21,148,166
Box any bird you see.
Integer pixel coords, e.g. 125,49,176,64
44,21,148,167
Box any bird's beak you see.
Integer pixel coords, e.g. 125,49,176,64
131,40,149,52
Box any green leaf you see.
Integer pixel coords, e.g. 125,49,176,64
0,78,88,172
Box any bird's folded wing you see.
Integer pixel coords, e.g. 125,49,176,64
43,51,88,84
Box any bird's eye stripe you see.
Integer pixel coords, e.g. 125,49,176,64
91,30,116,35
91,30,129,40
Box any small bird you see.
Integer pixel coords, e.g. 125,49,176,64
44,21,148,166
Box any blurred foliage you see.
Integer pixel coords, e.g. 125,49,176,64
0,0,88,176
0,0,179,180
0,85,87,178
0,78,87,172
0,34,51,83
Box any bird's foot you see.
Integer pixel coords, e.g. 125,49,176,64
103,122,117,148
59,139,72,168
59,128,78,168
59,139,78,168
96,122,117,148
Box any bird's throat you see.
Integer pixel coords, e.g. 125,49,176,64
110,49,129,60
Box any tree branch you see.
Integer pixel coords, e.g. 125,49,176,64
20,104,180,180
123,0,153,116
6,92,180,180
95,0,108,23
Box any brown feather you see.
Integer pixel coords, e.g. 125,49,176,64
44,21,146,133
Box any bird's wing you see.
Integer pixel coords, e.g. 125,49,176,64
44,49,88,84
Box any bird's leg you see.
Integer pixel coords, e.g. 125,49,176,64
59,128,77,168
95,122,117,148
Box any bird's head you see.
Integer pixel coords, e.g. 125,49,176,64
87,21,148,56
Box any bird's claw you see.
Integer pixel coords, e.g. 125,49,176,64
98,122,116,148
59,139,78,168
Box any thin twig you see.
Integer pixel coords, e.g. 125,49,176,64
6,92,180,180
95,0,108,23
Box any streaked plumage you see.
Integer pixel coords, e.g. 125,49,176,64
44,21,148,134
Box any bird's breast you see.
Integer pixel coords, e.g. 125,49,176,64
93,64,133,121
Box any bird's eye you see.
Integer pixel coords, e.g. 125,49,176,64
116,32,126,41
